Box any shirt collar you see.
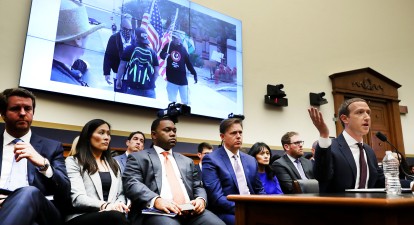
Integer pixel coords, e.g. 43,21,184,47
3,130,32,145
343,130,362,146
153,145,172,155
224,146,239,158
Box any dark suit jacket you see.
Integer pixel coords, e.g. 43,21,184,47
0,133,71,207
114,153,127,174
195,164,202,181
201,147,265,215
122,148,206,221
314,133,385,193
271,154,315,194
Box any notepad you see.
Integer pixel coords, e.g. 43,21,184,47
142,208,177,217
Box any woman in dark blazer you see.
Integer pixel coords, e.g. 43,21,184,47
65,119,129,225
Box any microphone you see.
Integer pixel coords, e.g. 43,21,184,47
375,131,414,179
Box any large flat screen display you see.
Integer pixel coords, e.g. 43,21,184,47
19,0,243,119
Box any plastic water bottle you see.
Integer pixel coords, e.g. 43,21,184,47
382,151,401,194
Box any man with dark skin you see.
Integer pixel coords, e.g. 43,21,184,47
123,117,225,225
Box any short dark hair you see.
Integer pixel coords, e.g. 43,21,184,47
151,117,175,133
128,131,145,143
198,142,213,153
281,131,299,147
219,118,243,134
338,98,367,127
0,88,36,115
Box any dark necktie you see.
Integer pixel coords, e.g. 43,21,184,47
357,143,367,189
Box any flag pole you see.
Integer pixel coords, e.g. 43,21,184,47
166,8,179,54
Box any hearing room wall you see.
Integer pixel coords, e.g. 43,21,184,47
1,0,414,154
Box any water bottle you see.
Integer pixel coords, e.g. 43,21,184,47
382,151,401,194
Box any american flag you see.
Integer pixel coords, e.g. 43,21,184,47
140,0,163,53
141,0,177,78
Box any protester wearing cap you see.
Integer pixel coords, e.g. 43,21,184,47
103,14,135,89
116,27,160,98
51,0,104,86
160,30,198,105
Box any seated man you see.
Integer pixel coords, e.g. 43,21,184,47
123,117,225,225
202,118,265,225
196,142,213,180
271,131,315,194
0,88,70,225
114,131,145,173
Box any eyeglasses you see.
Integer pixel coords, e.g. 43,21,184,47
289,141,304,146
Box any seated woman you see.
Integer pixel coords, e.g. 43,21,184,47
65,119,129,225
248,142,283,194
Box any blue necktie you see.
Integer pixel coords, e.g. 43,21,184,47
294,159,308,180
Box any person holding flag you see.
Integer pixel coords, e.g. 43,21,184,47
160,30,197,105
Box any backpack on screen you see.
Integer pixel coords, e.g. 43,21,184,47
125,46,154,89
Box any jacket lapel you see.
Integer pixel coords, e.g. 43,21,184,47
219,148,239,189
28,134,43,184
107,161,119,202
148,148,162,192
284,155,301,179
89,172,104,200
338,134,358,179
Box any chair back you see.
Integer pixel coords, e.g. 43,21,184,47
292,179,319,193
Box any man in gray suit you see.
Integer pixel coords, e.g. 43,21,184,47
271,131,314,193
123,117,225,225
114,131,145,173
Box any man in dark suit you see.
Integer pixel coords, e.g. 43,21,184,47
308,97,385,193
195,142,213,180
202,118,265,225
123,117,225,225
271,131,315,194
0,88,70,225
114,131,145,173
103,13,135,91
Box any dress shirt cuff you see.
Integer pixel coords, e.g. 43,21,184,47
318,137,332,148
147,196,160,208
39,166,53,178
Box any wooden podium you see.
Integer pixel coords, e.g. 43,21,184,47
227,193,414,225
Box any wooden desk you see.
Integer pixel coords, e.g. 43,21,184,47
227,193,414,225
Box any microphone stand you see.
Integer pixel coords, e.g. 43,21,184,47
381,138,414,180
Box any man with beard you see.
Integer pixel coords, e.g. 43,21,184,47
0,88,70,225
271,131,314,194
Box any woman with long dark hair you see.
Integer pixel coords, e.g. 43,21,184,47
65,119,129,225
248,142,283,194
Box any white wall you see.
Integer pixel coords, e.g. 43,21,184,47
1,0,413,153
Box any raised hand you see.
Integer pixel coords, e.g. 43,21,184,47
308,107,329,138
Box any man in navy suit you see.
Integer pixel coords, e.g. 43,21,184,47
271,131,315,194
114,131,145,173
0,88,70,225
123,117,225,225
308,97,385,193
202,118,265,225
